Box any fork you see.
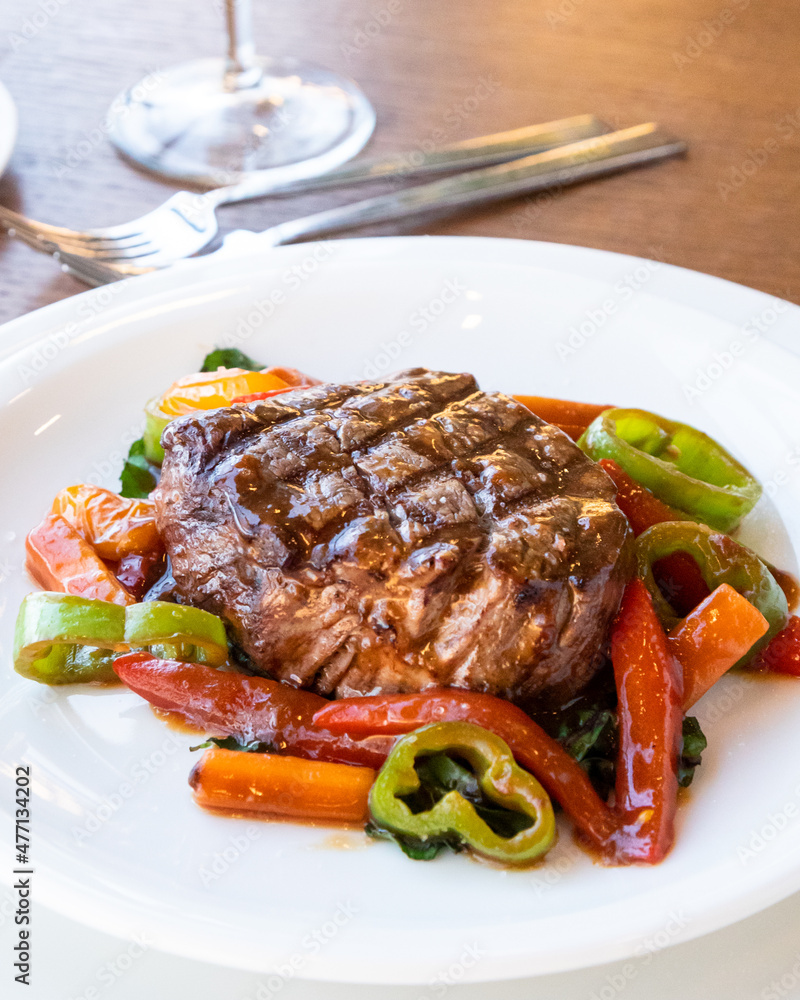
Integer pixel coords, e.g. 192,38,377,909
0,115,609,269
34,123,686,287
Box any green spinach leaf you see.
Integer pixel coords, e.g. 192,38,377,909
119,438,158,498
200,348,265,372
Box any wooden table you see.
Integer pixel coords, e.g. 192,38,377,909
0,0,798,324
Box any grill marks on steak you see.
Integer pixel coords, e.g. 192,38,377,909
154,369,631,706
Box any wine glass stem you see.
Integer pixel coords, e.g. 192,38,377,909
224,0,261,88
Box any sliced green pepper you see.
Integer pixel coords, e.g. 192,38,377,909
125,601,228,667
368,721,556,866
579,408,761,532
14,592,126,684
636,521,787,660
143,398,170,465
13,594,229,684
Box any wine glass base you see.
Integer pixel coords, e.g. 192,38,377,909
106,57,376,187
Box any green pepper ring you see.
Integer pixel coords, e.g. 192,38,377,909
13,594,229,684
368,721,556,866
636,520,788,662
579,408,761,533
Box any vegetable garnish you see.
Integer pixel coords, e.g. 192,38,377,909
752,616,800,677
119,438,159,499
143,367,290,463
636,521,788,660
580,408,761,532
111,653,395,770
190,748,376,823
14,593,127,684
598,458,709,615
13,595,228,683
200,348,265,372
312,690,621,855
26,514,134,606
513,395,612,441
608,578,684,865
667,584,769,709
51,485,161,560
367,722,556,866
12,365,800,873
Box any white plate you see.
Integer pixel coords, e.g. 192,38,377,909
1,236,800,985
0,80,18,177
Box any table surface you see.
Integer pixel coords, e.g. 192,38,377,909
1,0,799,323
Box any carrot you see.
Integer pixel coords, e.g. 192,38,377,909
51,484,162,561
751,616,800,677
599,458,710,615
554,422,590,442
26,513,134,606
667,584,770,709
513,395,611,432
189,748,375,823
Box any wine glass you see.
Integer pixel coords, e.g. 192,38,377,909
106,0,376,187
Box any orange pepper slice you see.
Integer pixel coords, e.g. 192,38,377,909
158,368,289,417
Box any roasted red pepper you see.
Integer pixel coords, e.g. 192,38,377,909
609,578,684,864
312,689,621,855
752,615,800,677
599,458,709,615
112,653,394,769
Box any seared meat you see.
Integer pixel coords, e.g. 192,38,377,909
154,369,631,707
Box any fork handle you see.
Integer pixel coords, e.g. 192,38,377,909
208,114,611,204
261,124,685,246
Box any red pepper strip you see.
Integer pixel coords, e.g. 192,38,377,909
312,690,620,854
26,514,134,606
599,458,710,615
751,615,800,676
112,652,394,769
610,578,684,864
261,366,322,387
232,387,295,404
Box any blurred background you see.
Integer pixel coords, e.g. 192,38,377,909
0,0,797,322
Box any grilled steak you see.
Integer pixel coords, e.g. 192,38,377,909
154,368,631,707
